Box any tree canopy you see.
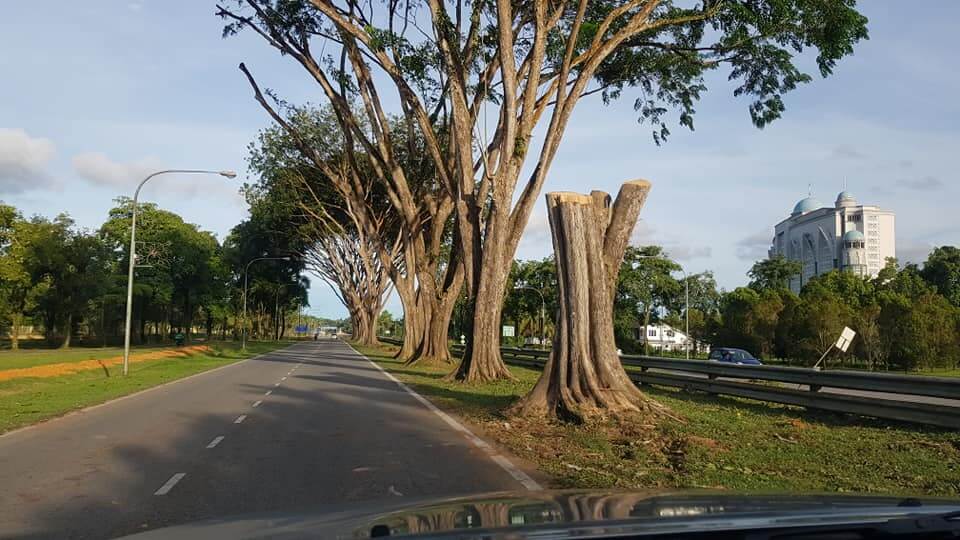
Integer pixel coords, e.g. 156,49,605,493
218,0,869,382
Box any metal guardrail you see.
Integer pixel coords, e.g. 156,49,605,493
378,337,960,429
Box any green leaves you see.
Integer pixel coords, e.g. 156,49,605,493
748,255,802,291
589,0,868,140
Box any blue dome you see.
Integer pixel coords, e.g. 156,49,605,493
843,229,865,242
836,190,855,201
792,196,823,215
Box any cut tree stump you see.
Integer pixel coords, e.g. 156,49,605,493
509,180,673,422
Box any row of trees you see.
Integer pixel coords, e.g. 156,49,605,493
716,251,960,371
219,0,868,400
0,200,308,349
496,247,960,372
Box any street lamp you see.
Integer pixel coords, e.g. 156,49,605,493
122,169,236,376
634,256,690,359
514,285,546,348
242,256,291,350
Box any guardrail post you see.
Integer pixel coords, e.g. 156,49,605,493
706,372,719,395
401,337,960,430
637,365,648,386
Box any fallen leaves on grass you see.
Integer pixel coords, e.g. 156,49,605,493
774,433,799,444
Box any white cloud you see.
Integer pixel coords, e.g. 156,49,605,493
828,144,866,160
71,152,243,206
630,220,712,261
736,229,773,261
0,128,56,194
72,152,162,188
517,210,554,259
665,245,713,261
898,175,944,191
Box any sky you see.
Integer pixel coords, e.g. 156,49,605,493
1,1,958,319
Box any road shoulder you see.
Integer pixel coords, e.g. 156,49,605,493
345,341,546,491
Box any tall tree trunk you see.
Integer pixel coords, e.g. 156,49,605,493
184,291,192,343
393,275,424,358
9,312,22,350
454,227,514,381
351,306,368,344
411,292,459,365
408,264,463,365
349,293,381,347
643,304,652,356
510,181,672,421
60,313,73,349
360,306,379,346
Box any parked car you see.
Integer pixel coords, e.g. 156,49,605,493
708,347,763,365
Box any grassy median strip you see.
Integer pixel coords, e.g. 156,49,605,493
353,342,960,497
0,344,177,370
0,341,290,434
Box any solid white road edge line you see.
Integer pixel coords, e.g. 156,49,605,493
206,436,225,449
344,342,542,492
154,473,186,495
234,415,247,424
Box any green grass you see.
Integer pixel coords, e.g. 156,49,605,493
0,344,185,370
0,341,290,434
353,343,960,497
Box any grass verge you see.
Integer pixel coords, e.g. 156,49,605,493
353,342,960,497
0,341,290,434
0,344,184,371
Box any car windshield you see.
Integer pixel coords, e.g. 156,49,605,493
1,2,958,539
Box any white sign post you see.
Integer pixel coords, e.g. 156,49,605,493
502,325,515,338
814,326,857,370
835,326,856,352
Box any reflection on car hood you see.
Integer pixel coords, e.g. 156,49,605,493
119,489,960,539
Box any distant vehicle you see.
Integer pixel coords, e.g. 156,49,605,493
708,347,763,366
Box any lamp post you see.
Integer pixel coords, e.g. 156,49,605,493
678,267,690,359
514,285,546,348
242,257,291,350
122,169,235,376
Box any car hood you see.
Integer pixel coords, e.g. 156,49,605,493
118,489,960,539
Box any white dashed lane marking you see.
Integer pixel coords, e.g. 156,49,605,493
206,436,224,449
264,390,272,396
281,377,287,381
154,473,186,495
252,400,262,408
234,415,247,424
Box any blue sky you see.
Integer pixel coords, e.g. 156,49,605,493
2,1,958,318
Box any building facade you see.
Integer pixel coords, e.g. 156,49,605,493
633,323,708,354
769,191,895,294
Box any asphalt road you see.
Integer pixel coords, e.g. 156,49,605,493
0,340,534,539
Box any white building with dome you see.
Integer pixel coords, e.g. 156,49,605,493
768,191,895,293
